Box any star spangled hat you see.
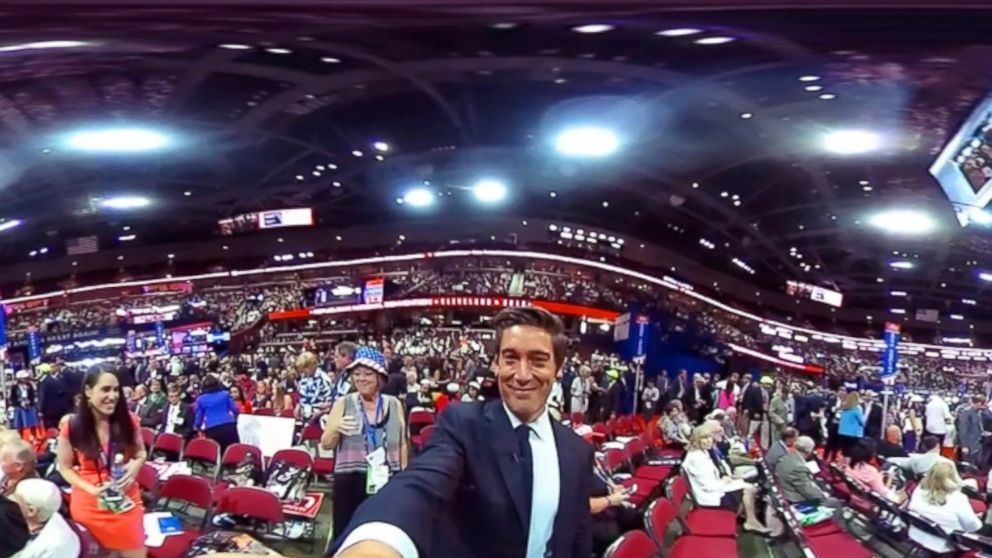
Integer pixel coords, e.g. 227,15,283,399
345,346,388,377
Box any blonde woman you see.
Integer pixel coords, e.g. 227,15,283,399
682,425,769,533
907,461,982,553
570,365,591,417
837,391,865,456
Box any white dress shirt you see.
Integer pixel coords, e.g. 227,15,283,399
337,404,561,558
13,513,80,558
164,404,182,434
925,397,951,435
907,487,982,553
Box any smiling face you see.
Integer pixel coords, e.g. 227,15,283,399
85,372,120,417
352,366,380,398
496,324,559,423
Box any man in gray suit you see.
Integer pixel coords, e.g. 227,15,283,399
775,436,838,506
765,427,798,472
956,394,986,468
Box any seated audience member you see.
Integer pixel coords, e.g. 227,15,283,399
589,455,640,556
10,478,80,558
134,385,166,429
776,436,838,506
888,435,954,479
722,407,741,440
765,427,798,471
0,494,29,558
660,401,689,447
907,461,983,554
846,441,905,503
160,387,194,439
683,425,770,533
0,440,38,497
877,425,909,459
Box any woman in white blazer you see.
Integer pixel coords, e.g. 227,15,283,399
683,425,769,533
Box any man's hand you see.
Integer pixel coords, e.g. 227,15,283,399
335,541,403,558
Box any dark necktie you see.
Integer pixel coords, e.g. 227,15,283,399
515,424,534,523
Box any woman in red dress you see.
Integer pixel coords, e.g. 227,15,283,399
56,364,147,558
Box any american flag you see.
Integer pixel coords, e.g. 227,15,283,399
66,235,99,255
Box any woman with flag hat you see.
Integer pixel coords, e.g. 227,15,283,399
10,369,43,443
321,346,408,538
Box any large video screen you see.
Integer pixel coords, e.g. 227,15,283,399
219,208,314,236
785,281,843,307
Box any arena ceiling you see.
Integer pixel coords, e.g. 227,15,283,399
2,3,992,321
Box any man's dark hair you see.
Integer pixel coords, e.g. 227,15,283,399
335,341,357,359
492,307,567,369
920,435,940,453
847,441,875,468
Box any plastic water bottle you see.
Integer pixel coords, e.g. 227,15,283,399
111,454,126,486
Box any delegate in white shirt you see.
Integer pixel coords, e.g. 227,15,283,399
925,397,952,435
337,404,561,558
907,487,981,553
13,513,80,558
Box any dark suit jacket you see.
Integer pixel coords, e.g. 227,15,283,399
865,403,884,438
741,385,766,418
335,399,594,558
159,402,195,439
667,377,687,401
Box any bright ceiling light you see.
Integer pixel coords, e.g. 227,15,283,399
821,129,881,155
472,179,507,203
403,188,435,207
695,36,735,45
572,24,613,34
218,43,252,50
799,75,821,82
980,272,992,282
491,22,519,30
657,28,702,37
65,128,171,153
0,219,21,233
99,196,150,210
554,126,619,157
373,141,390,152
118,234,136,241
868,209,936,235
890,291,908,296
804,85,823,92
890,308,906,314
265,48,292,54
890,261,914,269
0,40,89,53
819,93,837,100
321,57,342,63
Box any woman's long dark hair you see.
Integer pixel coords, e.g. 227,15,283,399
69,363,136,463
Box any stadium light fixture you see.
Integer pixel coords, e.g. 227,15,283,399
890,291,908,297
373,141,390,152
572,24,613,34
980,272,992,282
821,129,881,155
890,308,906,314
554,126,620,158
0,219,21,233
403,188,435,207
100,196,151,210
65,128,171,153
889,261,914,269
472,179,507,203
0,40,89,53
656,28,702,37
218,43,252,50
867,209,936,236
798,75,821,82
695,36,735,45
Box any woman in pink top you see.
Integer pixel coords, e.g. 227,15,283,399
845,440,906,503
716,381,736,410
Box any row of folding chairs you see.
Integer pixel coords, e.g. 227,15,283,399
822,461,992,557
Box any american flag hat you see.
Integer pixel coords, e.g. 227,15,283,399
346,346,388,377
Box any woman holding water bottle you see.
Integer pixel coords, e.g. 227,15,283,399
321,346,408,538
56,363,147,558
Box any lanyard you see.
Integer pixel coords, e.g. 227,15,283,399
361,395,385,454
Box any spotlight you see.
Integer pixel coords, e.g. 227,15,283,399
65,128,171,153
0,219,21,233
321,57,342,63
798,75,821,82
572,24,614,34
868,209,936,236
403,188,435,207
695,36,735,45
656,28,701,37
218,43,252,50
100,196,150,210
980,272,992,282
373,141,390,152
472,179,507,203
554,126,619,157
889,261,914,270
821,129,881,155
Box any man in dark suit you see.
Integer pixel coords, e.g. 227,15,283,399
159,388,194,440
606,369,625,419
667,369,687,403
683,374,711,424
863,391,884,439
333,307,594,558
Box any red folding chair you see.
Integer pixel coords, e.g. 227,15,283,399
570,412,584,426
255,408,275,416
151,432,184,461
419,425,436,448
148,475,214,558
668,476,737,538
184,437,221,479
137,463,160,503
645,499,738,558
140,427,157,450
279,408,296,418
603,530,660,558
409,409,435,450
222,443,264,470
300,423,334,479
268,448,314,484
214,486,288,543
